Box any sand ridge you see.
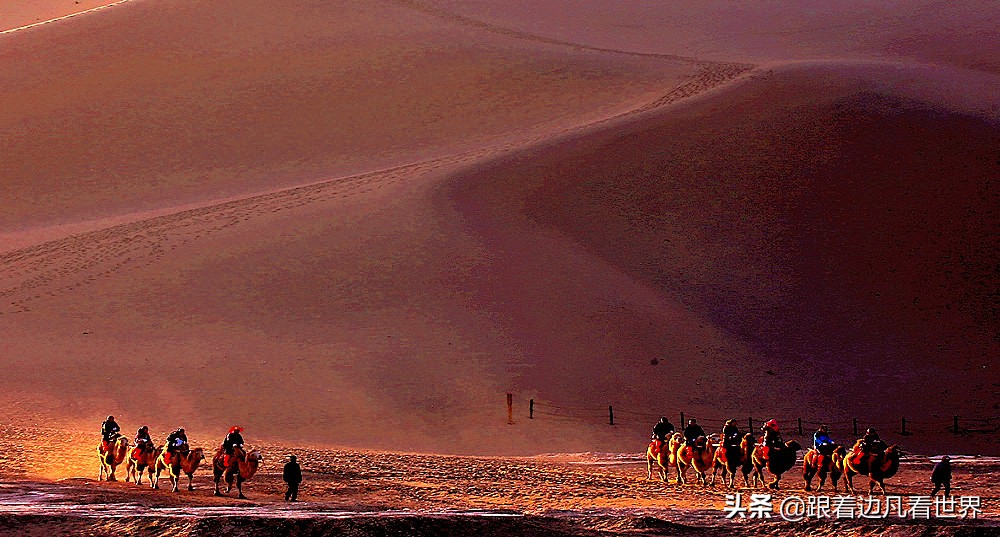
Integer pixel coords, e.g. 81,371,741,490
0,0,135,36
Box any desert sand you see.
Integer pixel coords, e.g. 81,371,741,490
0,0,997,533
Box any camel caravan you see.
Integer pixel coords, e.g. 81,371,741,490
646,418,904,494
98,417,263,498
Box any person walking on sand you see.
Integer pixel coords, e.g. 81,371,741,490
283,455,302,501
931,456,952,496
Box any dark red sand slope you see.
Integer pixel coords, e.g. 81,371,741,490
443,63,999,452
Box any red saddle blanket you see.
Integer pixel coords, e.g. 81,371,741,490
649,440,664,456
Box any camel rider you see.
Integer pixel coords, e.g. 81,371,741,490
222,426,245,467
651,417,675,442
722,419,742,449
134,426,153,453
761,419,783,449
813,425,835,455
683,419,705,447
101,415,120,451
859,428,886,454
165,427,188,460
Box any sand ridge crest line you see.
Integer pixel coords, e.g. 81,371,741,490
0,62,756,315
0,0,136,36
389,0,749,70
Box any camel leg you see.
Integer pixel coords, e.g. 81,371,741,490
214,473,223,496
844,471,855,494
804,468,813,491
237,477,247,500
187,473,195,491
750,465,765,488
647,457,653,480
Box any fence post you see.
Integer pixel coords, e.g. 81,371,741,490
953,416,960,433
680,412,685,427
609,406,614,426
507,393,513,425
529,399,534,419
748,417,753,432
900,417,908,436
798,418,803,436
852,418,858,436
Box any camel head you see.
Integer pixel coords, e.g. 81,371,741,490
786,440,801,452
242,450,263,479
884,445,902,459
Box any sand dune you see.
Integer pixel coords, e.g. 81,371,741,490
1,0,996,462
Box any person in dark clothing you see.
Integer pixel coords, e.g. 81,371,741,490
721,419,741,448
101,415,120,442
651,417,675,442
283,455,302,501
100,415,121,452
859,428,886,454
134,426,153,453
222,426,245,467
683,419,705,447
931,456,952,496
813,425,835,455
165,427,188,457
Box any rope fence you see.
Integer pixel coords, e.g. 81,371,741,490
506,394,999,438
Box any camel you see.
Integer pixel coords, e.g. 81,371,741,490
646,432,681,483
97,434,130,482
841,443,901,495
154,447,206,492
712,433,754,488
675,435,716,486
213,446,263,499
827,444,848,491
803,444,844,492
125,444,161,486
749,439,801,490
